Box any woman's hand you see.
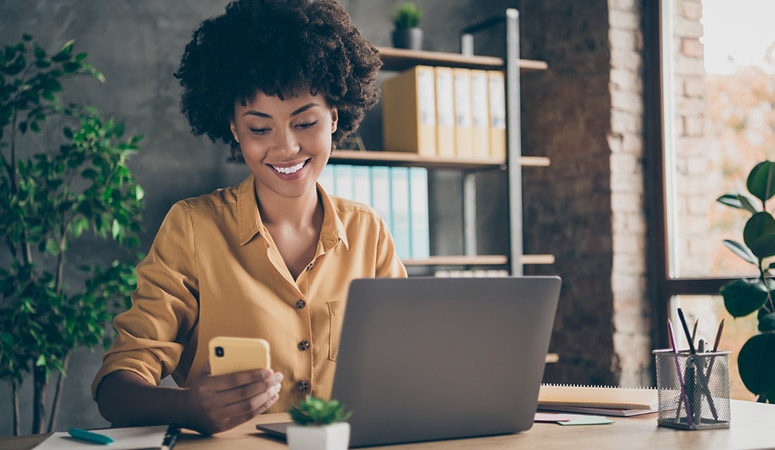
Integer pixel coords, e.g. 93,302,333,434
181,362,283,435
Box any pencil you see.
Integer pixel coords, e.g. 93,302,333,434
668,319,694,426
712,319,724,351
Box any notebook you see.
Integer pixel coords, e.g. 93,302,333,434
33,425,167,449
537,385,658,412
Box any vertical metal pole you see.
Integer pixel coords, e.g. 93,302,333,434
463,170,477,256
461,33,474,56
505,9,523,276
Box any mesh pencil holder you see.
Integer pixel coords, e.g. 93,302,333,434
653,349,731,430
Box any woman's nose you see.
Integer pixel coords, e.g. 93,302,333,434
273,128,300,156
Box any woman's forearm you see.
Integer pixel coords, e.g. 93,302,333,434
96,371,188,427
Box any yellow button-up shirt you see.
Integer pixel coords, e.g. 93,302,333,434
92,174,407,413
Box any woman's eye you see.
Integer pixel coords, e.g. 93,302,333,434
297,120,318,129
250,128,271,135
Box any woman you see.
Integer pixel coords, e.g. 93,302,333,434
93,0,406,435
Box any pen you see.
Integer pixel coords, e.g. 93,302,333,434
695,338,719,420
667,319,694,426
677,308,696,354
706,319,725,375
68,428,114,445
161,424,181,450
712,319,725,351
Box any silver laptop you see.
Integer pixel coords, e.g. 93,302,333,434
257,276,561,447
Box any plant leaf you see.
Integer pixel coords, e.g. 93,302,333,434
748,161,775,204
760,313,775,333
721,279,769,318
744,212,775,258
716,194,758,212
722,240,758,265
717,194,742,209
738,333,775,396
739,194,759,213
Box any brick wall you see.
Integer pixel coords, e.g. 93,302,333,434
671,0,713,277
519,0,652,385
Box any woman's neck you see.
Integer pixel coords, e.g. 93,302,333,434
254,181,321,229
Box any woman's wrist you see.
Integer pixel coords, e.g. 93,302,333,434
97,371,189,427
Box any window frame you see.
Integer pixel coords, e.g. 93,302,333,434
645,0,739,348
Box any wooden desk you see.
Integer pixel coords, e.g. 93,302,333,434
1,400,772,450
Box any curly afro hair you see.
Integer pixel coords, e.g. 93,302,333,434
174,0,382,153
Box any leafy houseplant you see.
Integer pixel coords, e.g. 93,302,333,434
391,2,423,50
0,35,144,435
717,160,775,403
287,396,352,450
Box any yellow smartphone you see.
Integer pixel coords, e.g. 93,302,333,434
208,337,271,376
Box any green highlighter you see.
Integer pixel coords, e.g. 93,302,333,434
68,428,114,445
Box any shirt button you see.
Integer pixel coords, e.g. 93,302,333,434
296,299,306,309
298,381,310,392
298,341,310,351
306,263,314,271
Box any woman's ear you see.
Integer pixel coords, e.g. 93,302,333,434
229,121,240,144
330,107,338,134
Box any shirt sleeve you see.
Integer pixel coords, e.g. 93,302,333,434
375,215,408,278
92,201,200,400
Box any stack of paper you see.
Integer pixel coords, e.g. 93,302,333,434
537,384,658,417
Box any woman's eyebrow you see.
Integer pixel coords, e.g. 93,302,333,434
242,103,320,118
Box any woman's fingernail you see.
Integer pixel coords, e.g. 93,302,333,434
273,373,283,383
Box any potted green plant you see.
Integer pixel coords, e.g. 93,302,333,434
391,2,423,50
0,35,144,434
717,160,775,403
287,396,352,450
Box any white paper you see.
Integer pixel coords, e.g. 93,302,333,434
417,70,436,126
488,74,506,129
435,71,454,128
471,72,489,128
34,425,168,450
453,72,472,127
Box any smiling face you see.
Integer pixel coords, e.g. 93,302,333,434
230,89,338,202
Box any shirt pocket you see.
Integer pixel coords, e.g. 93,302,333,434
327,301,345,361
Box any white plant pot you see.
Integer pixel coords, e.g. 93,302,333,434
287,422,350,450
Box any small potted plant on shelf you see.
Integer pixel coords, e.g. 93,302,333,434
391,2,423,50
287,396,353,450
717,160,775,403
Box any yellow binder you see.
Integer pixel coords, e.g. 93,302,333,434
435,66,455,158
452,68,473,158
382,65,437,156
470,69,490,159
487,70,507,161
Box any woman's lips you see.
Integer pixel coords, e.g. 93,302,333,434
267,159,310,179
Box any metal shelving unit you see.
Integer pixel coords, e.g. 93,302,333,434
231,10,552,273
343,9,553,273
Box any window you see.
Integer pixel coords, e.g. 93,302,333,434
650,0,775,398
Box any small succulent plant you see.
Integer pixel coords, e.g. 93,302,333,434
288,396,353,426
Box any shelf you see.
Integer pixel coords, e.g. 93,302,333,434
376,46,548,72
330,150,550,170
521,254,555,265
402,254,554,266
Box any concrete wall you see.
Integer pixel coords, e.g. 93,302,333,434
0,0,519,435
0,0,660,436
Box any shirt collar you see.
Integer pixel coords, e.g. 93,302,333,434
237,174,349,251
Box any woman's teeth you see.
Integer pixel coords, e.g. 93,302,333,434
272,161,305,174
